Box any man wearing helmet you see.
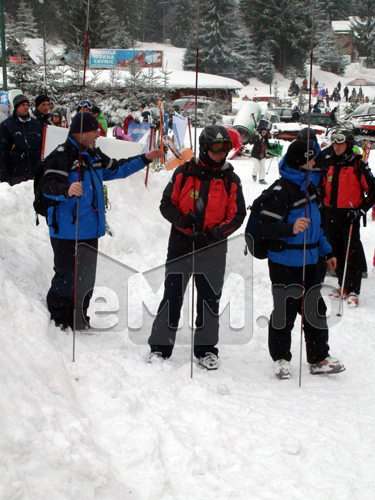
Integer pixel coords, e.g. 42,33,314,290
147,125,246,369
321,131,375,307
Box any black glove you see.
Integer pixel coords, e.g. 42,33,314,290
179,212,199,230
347,209,365,223
188,231,210,246
206,226,223,242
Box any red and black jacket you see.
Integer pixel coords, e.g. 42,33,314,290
322,151,375,212
160,158,246,252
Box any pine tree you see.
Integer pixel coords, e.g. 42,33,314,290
240,0,310,75
14,1,39,39
63,0,130,59
256,42,275,84
314,25,347,74
351,0,375,68
183,0,240,77
230,15,258,84
168,0,197,48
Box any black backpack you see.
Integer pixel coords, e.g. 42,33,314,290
33,158,60,221
245,178,294,259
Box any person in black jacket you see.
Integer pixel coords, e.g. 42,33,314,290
0,94,43,185
32,94,52,127
251,127,269,184
147,125,246,370
321,131,375,307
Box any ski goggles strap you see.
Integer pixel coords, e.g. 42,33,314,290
330,134,346,144
207,141,232,153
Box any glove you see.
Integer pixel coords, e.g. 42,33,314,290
347,209,365,223
206,227,223,242
179,212,199,230
188,231,210,246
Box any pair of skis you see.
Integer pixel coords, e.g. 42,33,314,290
150,101,194,174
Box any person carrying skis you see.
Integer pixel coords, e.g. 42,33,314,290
147,125,246,370
40,112,163,330
257,140,345,379
320,131,375,307
250,126,269,184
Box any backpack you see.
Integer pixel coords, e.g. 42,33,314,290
33,158,60,222
245,178,295,259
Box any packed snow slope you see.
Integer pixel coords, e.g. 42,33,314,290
2,55,375,498
1,145,375,499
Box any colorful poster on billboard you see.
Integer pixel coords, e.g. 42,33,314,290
89,49,163,69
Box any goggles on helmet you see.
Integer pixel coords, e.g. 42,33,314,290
330,134,346,144
207,141,232,153
76,100,92,110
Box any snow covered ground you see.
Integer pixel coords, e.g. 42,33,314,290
2,54,375,500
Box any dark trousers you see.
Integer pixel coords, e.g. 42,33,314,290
268,261,330,364
148,245,227,358
47,238,98,329
324,212,363,295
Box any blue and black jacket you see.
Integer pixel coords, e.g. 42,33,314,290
257,156,333,267
0,111,43,185
40,136,149,240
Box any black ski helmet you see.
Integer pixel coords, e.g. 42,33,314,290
297,127,317,143
339,130,356,150
199,125,232,158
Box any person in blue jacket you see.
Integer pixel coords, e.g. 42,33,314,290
257,140,345,379
40,112,163,330
0,94,43,185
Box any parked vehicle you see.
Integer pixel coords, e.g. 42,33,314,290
345,103,375,120
272,107,294,123
299,112,332,129
172,97,214,114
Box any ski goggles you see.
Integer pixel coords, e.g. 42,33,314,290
76,100,92,110
207,141,232,153
330,134,346,144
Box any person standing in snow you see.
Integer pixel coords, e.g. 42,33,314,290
257,140,345,379
91,105,108,136
147,125,246,370
250,127,269,184
0,94,43,185
32,94,52,127
320,131,375,308
40,112,163,331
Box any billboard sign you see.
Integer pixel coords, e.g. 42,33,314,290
89,49,163,69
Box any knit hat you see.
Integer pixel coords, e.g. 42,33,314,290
13,94,29,110
35,94,50,108
285,140,315,168
69,112,99,134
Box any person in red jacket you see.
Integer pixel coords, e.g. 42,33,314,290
147,125,246,369
321,131,375,307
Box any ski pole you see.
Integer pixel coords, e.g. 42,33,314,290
299,0,315,387
190,232,196,379
188,117,193,150
266,155,274,175
337,223,354,317
73,0,91,362
145,125,154,187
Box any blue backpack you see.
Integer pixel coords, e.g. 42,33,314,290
245,178,294,259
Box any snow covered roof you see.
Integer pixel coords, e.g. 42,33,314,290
20,38,63,65
84,67,242,90
331,17,362,33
